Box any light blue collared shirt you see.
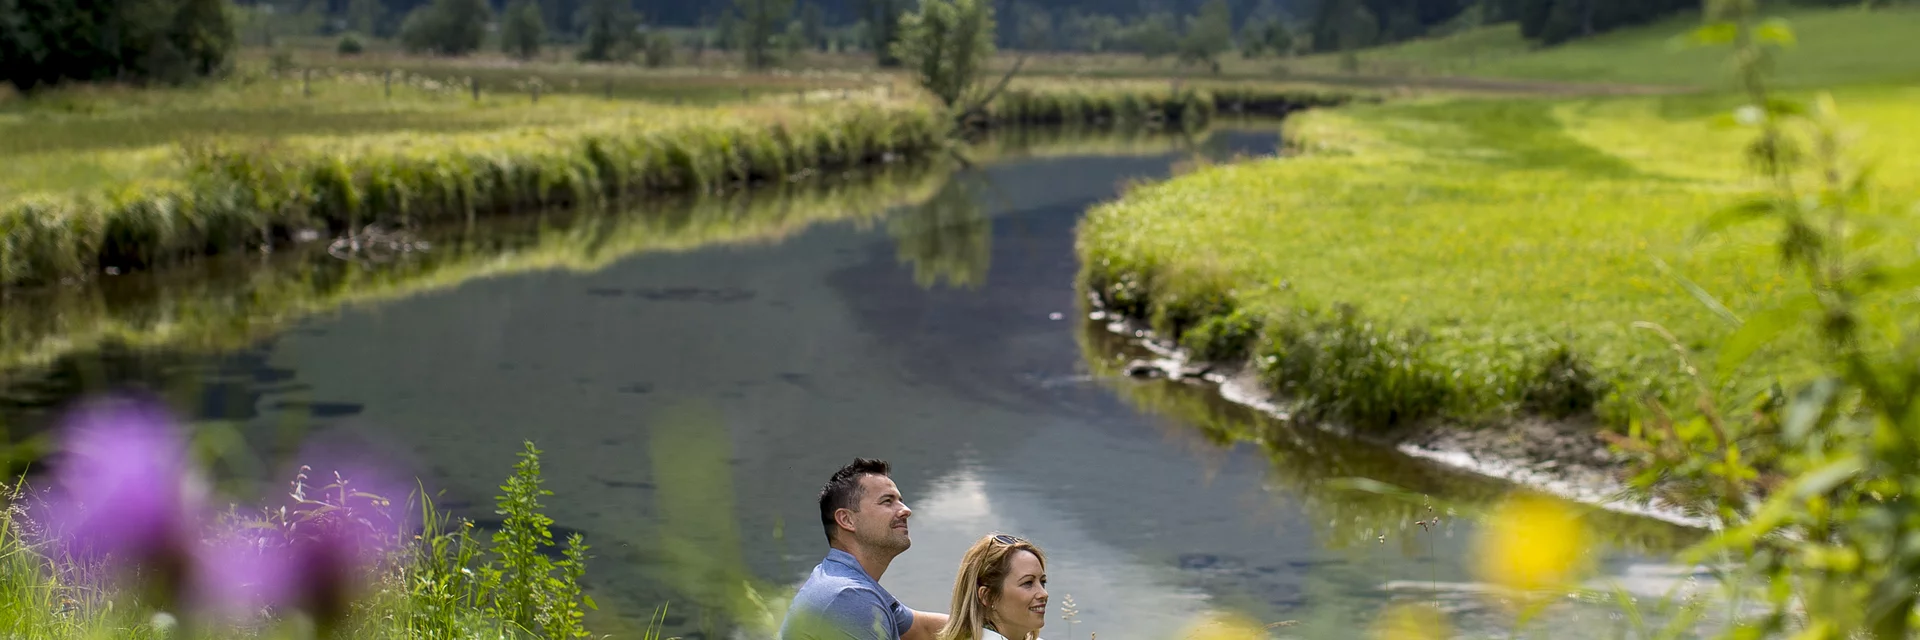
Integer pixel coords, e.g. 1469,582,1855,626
779,548,916,640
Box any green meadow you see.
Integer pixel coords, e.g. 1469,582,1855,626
1076,8,1920,434
1289,5,1920,89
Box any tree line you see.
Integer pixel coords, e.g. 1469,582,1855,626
7,0,1897,92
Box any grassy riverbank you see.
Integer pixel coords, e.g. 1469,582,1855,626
0,163,944,375
1077,83,1920,432
0,67,1360,288
0,125,1234,380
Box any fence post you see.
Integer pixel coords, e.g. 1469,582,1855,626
384,69,392,98
605,78,613,99
303,68,312,98
471,77,480,102
531,79,540,104
742,87,750,101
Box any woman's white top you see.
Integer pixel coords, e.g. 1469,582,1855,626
982,630,1043,640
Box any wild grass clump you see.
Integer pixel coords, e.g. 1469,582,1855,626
980,87,1216,128
1078,83,1920,434
978,85,1366,129
0,100,945,286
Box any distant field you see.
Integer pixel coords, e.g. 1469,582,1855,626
1297,5,1920,89
0,61,895,201
986,6,1920,91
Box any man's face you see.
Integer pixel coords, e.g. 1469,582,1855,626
847,474,913,553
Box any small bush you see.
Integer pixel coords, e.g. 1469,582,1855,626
1255,304,1453,431
643,34,675,68
1519,342,1610,419
1181,307,1265,362
269,49,297,75
338,33,367,56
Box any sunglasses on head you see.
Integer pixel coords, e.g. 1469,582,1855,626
992,533,1025,545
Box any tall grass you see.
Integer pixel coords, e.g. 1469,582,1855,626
978,84,1371,128
0,100,946,287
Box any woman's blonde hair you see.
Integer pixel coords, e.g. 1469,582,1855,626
937,533,1048,640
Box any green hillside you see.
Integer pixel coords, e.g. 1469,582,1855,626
1300,6,1920,89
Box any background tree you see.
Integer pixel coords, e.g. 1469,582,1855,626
1177,0,1233,72
577,0,638,61
347,0,385,36
892,0,996,109
799,1,826,50
856,0,907,66
784,18,807,56
1060,11,1122,52
501,0,544,59
1120,12,1180,60
642,30,674,66
1239,18,1293,57
733,0,795,69
398,0,490,55
714,9,739,50
0,0,238,92
1011,1,1054,49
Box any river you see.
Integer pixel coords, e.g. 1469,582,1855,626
0,125,1701,639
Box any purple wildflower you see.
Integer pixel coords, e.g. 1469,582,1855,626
188,535,296,622
40,396,208,571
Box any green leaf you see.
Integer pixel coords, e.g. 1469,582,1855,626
1653,258,1742,327
1757,18,1797,46
1610,585,1649,635
1715,294,1816,375
1689,22,1739,46
583,594,599,611
1792,455,1863,498
1783,378,1839,442
1692,197,1782,244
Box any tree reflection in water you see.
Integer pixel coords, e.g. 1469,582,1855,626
887,171,993,290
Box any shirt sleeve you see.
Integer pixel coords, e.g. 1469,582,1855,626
895,604,915,638
821,588,895,640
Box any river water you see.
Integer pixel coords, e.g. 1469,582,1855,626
0,126,1702,639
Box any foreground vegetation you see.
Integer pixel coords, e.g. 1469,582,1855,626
2,398,599,639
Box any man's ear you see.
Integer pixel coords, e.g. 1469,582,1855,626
834,508,856,533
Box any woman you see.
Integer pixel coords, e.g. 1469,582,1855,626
938,533,1050,640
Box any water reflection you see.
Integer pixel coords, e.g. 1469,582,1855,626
888,173,994,290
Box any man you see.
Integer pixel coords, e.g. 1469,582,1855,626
781,458,951,640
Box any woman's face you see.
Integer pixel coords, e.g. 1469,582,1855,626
989,550,1048,636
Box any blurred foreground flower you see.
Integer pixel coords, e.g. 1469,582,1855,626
33,394,403,633
1369,604,1452,640
1177,611,1268,640
40,395,209,604
1472,494,1591,593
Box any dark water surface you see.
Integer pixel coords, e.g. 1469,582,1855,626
0,127,1699,639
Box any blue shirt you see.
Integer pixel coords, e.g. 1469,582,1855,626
779,548,916,640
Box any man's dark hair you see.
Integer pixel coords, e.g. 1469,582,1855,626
818,458,892,544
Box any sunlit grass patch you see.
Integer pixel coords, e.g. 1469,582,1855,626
1077,85,1920,432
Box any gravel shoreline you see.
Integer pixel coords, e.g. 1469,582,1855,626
1085,296,1709,530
